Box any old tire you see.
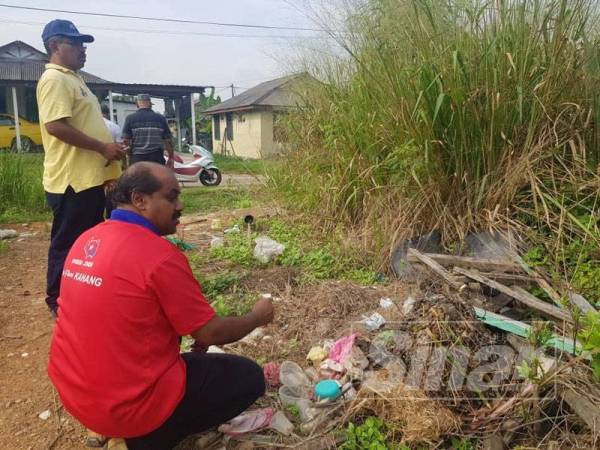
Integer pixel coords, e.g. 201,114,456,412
199,168,222,186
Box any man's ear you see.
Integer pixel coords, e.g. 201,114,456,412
130,191,147,210
48,39,61,56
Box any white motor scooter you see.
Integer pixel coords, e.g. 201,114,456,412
166,145,222,186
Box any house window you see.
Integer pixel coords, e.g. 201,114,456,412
225,113,233,141
213,114,220,140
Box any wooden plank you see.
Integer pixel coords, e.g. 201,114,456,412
455,268,573,324
568,292,597,314
406,252,520,273
407,248,463,289
473,307,581,355
511,286,574,323
562,388,600,432
515,260,564,307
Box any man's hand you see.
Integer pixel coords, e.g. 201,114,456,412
251,298,274,327
103,180,117,193
191,298,275,348
101,142,127,161
166,157,174,169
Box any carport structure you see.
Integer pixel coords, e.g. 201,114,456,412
0,40,209,152
92,82,208,152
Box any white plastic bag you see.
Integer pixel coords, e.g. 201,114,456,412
253,235,285,263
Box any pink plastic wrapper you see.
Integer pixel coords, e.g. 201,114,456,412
263,361,281,387
218,408,274,436
328,333,357,363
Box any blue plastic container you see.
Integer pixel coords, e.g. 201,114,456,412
314,380,341,400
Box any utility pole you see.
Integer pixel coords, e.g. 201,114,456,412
230,84,235,97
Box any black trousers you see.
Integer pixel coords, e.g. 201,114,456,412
126,353,265,450
45,186,105,312
130,150,165,166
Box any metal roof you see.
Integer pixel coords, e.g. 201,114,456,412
0,40,109,85
0,40,208,95
202,73,309,115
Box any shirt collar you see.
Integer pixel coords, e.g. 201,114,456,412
110,209,161,235
45,63,75,74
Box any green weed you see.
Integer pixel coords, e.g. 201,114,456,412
449,437,475,450
210,231,255,266
578,311,600,381
0,153,47,223
210,293,255,317
526,321,554,348
341,416,389,450
0,240,8,253
196,271,244,299
179,187,254,215
213,154,276,175
286,404,301,421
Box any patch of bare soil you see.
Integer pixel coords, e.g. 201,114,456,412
0,222,87,450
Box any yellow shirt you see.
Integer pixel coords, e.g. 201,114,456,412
37,63,121,193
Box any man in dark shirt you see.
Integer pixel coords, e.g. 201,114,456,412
122,94,174,166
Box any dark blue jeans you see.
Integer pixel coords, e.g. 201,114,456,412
45,185,105,312
126,353,265,450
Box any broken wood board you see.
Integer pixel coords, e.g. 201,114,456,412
455,268,573,324
568,292,597,314
407,248,463,289
473,307,581,355
514,261,563,307
406,252,520,273
561,388,600,433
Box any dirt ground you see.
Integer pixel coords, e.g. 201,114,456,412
0,221,88,450
0,201,409,450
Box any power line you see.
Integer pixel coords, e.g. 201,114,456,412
0,17,332,39
0,3,330,32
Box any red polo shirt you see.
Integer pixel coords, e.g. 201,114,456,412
48,218,215,437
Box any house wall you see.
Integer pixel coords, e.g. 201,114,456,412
111,101,137,126
212,110,264,158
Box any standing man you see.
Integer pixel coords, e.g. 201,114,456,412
37,19,127,317
101,103,122,143
122,94,174,166
101,104,123,219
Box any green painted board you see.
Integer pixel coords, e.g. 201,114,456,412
473,307,581,355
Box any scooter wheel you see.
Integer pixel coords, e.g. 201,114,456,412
199,168,222,186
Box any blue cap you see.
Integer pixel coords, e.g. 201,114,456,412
42,19,94,43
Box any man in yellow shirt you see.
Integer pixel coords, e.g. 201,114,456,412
37,19,127,318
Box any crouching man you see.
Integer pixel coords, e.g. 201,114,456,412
48,162,273,449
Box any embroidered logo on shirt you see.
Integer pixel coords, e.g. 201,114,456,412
83,238,101,259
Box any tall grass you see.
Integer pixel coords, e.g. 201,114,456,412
0,153,47,223
273,0,600,273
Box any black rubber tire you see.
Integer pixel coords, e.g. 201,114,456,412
199,168,222,186
10,136,36,153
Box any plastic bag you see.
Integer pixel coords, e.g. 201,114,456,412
253,236,285,263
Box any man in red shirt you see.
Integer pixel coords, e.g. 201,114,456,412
48,162,274,449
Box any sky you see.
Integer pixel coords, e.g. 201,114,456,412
0,0,336,100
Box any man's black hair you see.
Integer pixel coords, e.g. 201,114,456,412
111,163,163,205
101,104,110,116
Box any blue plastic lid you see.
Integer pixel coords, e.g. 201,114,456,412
314,380,341,399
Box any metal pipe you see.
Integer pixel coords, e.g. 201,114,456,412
108,90,114,122
190,93,196,146
11,86,21,152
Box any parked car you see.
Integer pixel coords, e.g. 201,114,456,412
0,114,43,152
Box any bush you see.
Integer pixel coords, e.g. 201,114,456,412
274,0,600,272
0,153,47,222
